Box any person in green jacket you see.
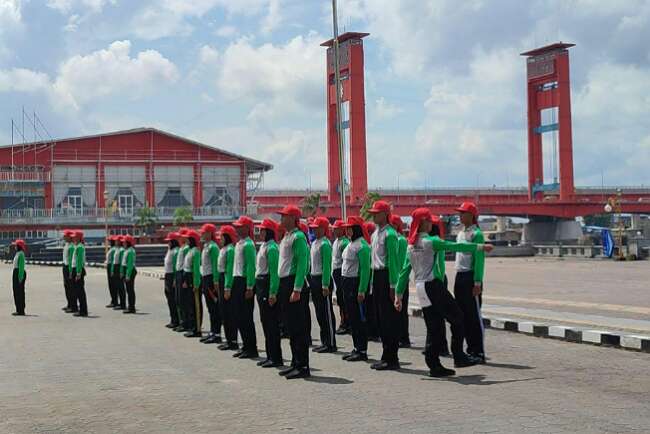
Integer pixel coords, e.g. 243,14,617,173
277,205,311,380
182,230,202,337
174,229,190,332
395,208,492,377
217,225,239,351
11,239,27,316
105,236,118,308
390,214,411,348
163,232,180,328
230,216,258,359
122,235,138,314
308,216,337,353
340,216,371,362
199,224,222,345
254,219,282,368
113,235,126,310
454,202,488,363
62,229,77,313
71,231,88,317
331,219,351,335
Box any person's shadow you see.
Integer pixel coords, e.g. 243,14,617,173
424,375,544,386
485,361,535,370
304,375,354,385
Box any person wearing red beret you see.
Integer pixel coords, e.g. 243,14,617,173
105,235,118,308
61,229,76,313
11,239,27,316
199,224,222,344
121,235,138,314
163,232,180,329
390,214,411,348
71,231,88,317
309,217,337,353
173,229,190,331
217,225,239,351
277,205,311,379
331,219,351,335
112,236,127,310
181,230,202,337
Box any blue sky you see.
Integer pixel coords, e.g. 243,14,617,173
1,0,649,189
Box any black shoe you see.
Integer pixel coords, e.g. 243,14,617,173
12,312,25,316
202,335,220,344
257,359,270,366
373,361,400,371
174,326,186,333
285,368,310,379
218,342,238,351
399,341,412,348
113,306,124,310
335,326,349,335
61,306,69,311
184,331,201,338
312,345,326,353
279,365,296,376
106,304,115,308
346,352,368,362
470,353,486,364
165,323,178,329
65,308,77,313
123,309,136,314
73,312,88,317
233,350,245,358
342,351,356,361
454,354,480,368
429,365,456,377
199,334,212,343
262,360,283,368
211,335,223,344
238,351,259,359
316,346,337,353
440,349,451,358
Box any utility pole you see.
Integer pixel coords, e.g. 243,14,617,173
331,0,347,220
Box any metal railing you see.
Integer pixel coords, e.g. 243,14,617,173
0,171,51,182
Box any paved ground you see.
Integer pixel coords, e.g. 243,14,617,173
1,264,649,434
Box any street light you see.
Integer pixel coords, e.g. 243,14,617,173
104,190,109,256
604,189,624,260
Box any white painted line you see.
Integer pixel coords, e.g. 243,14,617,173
549,326,571,338
621,335,649,350
582,330,606,344
518,322,537,333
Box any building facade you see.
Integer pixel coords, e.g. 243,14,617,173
0,128,271,242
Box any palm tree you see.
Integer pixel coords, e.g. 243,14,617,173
135,206,158,235
301,193,325,217
360,192,382,221
173,207,193,226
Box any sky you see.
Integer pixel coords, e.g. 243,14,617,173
0,0,649,190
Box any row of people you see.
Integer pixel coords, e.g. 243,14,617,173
160,200,491,379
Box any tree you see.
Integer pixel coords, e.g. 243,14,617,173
135,206,158,235
583,213,612,228
301,193,325,217
360,192,382,221
173,207,193,226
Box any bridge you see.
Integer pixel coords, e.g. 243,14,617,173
255,35,650,220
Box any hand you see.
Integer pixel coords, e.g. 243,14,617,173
224,290,231,301
268,295,277,306
322,287,330,297
182,282,187,288
472,283,482,296
484,244,494,253
245,289,254,300
394,297,402,312
357,293,365,303
209,290,218,302
289,291,301,303
125,277,130,283
75,276,80,282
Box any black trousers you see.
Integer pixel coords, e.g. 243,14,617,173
365,280,378,338
72,269,88,316
256,275,282,363
373,269,400,364
232,276,257,353
218,274,238,345
310,275,337,349
13,269,26,314
422,279,467,368
115,268,126,308
164,272,179,325
63,266,76,311
124,270,137,311
182,272,201,332
279,276,309,369
400,281,410,344
342,276,368,353
175,271,185,327
454,271,485,355
425,276,450,353
107,268,117,305
202,275,221,335
332,268,347,328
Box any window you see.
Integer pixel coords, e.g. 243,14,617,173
118,194,134,217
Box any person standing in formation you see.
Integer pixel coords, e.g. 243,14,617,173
199,224,222,345
368,200,402,371
11,239,27,316
217,225,239,351
230,216,258,359
331,219,350,336
113,236,126,311
71,231,88,318
309,216,337,353
396,208,492,377
277,205,311,379
454,202,488,364
254,219,283,368
105,236,118,308
173,229,189,332
163,232,180,329
122,235,137,314
61,230,76,313
341,216,371,363
182,230,202,338
390,214,410,348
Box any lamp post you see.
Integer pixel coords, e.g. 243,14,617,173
604,188,624,260
104,190,109,256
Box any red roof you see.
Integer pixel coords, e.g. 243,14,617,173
321,32,370,47
520,42,575,57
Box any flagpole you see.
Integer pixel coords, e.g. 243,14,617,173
331,0,347,220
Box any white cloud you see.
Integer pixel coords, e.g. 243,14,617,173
217,32,325,123
0,0,23,58
50,40,179,110
199,45,219,65
373,97,403,120
215,25,237,38
63,13,81,32
46,0,116,13
260,0,282,34
0,68,50,92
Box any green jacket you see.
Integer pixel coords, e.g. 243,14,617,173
67,243,75,274
171,247,179,273
204,241,220,284
266,241,280,297
112,247,124,275
74,244,86,275
396,235,481,297
189,246,201,289
223,244,236,291
396,234,407,273
471,228,486,283
288,229,310,292
14,250,25,282
124,247,136,279
242,238,257,290
318,238,332,288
